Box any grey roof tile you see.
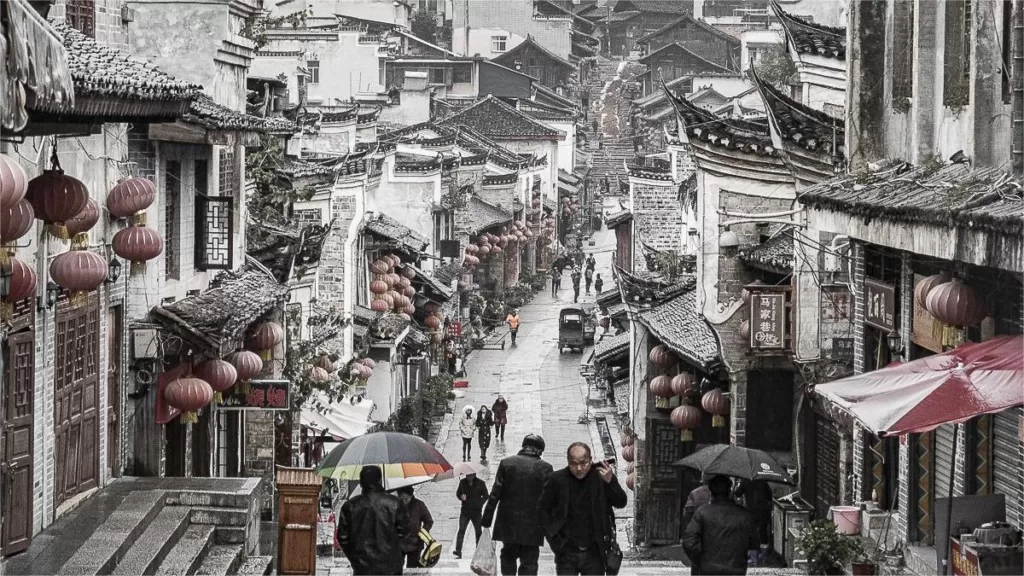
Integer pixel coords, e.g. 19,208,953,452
459,197,513,235
363,212,430,253
739,229,794,273
594,331,630,363
185,95,296,134
636,287,719,369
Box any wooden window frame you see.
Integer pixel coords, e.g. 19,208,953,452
66,0,96,37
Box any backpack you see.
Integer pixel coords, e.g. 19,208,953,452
419,528,442,567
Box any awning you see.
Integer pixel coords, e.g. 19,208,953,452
814,335,1024,436
300,394,375,441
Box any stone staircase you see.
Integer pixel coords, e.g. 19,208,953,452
581,57,639,190
5,477,273,576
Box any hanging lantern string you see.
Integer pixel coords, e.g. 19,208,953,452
49,135,63,173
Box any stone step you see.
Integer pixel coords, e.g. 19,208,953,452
190,506,249,527
155,524,216,576
214,526,247,545
236,556,273,575
195,544,244,576
111,506,193,575
166,491,253,509
56,490,167,576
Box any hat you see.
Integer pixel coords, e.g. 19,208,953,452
463,405,474,414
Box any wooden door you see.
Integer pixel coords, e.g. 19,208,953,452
278,482,320,575
643,418,684,544
2,330,35,555
54,295,101,506
107,306,122,478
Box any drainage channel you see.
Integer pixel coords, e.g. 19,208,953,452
595,416,617,464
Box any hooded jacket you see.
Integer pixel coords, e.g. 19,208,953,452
337,486,409,575
460,412,476,439
481,447,554,545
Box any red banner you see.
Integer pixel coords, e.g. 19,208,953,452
950,538,981,576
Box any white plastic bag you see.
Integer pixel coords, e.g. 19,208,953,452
470,528,497,576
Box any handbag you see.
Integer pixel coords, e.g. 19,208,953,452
604,540,623,575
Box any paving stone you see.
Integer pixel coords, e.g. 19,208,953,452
56,490,166,576
195,544,243,576
236,555,273,575
111,506,192,575
154,524,215,576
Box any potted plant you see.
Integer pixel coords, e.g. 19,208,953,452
851,550,877,576
794,519,865,575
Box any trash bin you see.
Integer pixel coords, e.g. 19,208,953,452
829,505,862,535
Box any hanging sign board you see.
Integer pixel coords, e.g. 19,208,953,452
864,278,895,332
750,292,786,350
911,274,944,353
220,379,291,410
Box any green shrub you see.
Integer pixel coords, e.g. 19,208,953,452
794,519,864,575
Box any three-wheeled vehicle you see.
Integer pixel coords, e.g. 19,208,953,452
558,305,596,353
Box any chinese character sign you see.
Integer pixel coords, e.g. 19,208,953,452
220,380,291,410
864,278,895,332
750,293,786,350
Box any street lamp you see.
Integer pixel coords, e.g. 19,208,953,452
886,330,904,358
106,257,122,285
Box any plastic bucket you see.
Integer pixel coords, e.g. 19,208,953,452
830,505,861,535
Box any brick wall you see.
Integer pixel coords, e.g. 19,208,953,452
631,180,681,263
319,191,360,311
851,242,866,375
50,0,128,49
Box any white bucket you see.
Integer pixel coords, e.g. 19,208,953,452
830,505,861,535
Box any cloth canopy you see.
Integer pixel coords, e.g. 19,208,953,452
300,394,375,441
814,335,1023,436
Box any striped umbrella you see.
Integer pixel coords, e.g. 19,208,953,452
315,431,453,481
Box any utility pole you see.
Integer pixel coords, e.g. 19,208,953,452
1012,0,1023,175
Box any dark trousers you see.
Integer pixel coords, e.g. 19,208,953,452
495,423,505,441
585,278,592,293
510,328,517,344
405,550,420,568
573,287,580,303
462,437,472,460
499,543,540,575
554,546,605,575
454,509,482,554
552,279,560,296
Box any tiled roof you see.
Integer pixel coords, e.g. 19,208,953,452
43,22,200,115
534,84,578,109
624,0,695,15
770,0,846,60
363,213,430,253
460,196,513,235
800,163,1024,237
637,14,741,46
605,209,633,228
493,35,575,71
515,99,576,122
636,287,720,370
409,263,455,300
440,96,565,141
665,86,778,157
606,302,627,318
184,95,297,134
151,266,289,354
638,43,734,74
594,331,630,363
599,10,641,23
596,288,622,307
280,157,338,180
739,229,794,273
430,260,463,286
752,69,844,157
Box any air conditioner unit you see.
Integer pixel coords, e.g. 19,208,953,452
132,328,160,360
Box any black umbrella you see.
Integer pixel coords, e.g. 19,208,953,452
674,444,794,484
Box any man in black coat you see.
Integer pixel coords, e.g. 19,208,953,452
482,434,553,575
538,442,627,575
453,473,489,558
682,475,759,575
337,466,409,575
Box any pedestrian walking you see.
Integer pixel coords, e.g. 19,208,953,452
476,405,494,461
460,406,476,461
506,309,520,345
571,269,582,303
584,267,594,295
482,435,554,575
538,442,627,576
682,475,759,575
551,267,562,297
397,487,434,569
337,466,409,575
681,479,712,543
585,254,596,272
735,479,774,565
453,473,489,559
592,117,598,135
491,395,508,442
445,339,458,375
594,274,604,294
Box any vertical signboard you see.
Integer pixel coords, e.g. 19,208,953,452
751,293,786,350
864,278,895,332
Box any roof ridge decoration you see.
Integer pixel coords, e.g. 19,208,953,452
637,13,741,47
357,105,382,124
664,81,777,157
440,95,565,141
769,0,846,60
492,35,575,72
363,211,430,252
184,95,297,135
750,67,844,159
639,42,735,74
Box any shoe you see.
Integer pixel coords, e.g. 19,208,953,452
453,551,462,559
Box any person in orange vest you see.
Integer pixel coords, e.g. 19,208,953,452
505,309,521,345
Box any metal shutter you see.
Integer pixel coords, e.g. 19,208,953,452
992,409,1023,528
934,424,957,499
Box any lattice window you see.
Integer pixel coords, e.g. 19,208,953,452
66,0,95,37
164,160,181,280
10,335,33,420
195,197,233,271
218,149,238,198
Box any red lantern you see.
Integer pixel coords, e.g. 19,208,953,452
465,244,479,254
648,344,674,369
670,372,696,397
670,405,702,441
425,314,442,330
370,259,389,274
398,312,411,321
371,298,390,312
649,374,674,398
599,316,610,329
620,435,634,448
360,358,376,369
741,280,765,304
248,321,284,361
378,293,395,308
491,245,503,255
464,254,480,265
194,359,238,404
622,444,635,462
626,473,635,491
524,229,533,238
49,250,107,308
478,244,491,256
915,272,950,309
1,256,36,321
386,272,401,287
401,266,416,279
26,168,89,240
739,319,750,341
387,254,402,268
370,280,389,294
308,366,330,383
0,153,28,210
359,363,373,380
1,198,34,244
316,355,336,372
626,462,635,475
106,177,155,221
402,285,415,298
397,276,411,289
112,225,163,275
403,303,415,315
225,350,263,395
65,198,99,247
701,389,729,427
926,278,987,327
164,375,213,424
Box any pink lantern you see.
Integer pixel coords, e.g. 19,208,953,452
370,259,390,274
622,445,635,462
360,358,376,369
620,435,634,448
106,177,156,220
491,245,503,255
370,280,389,294
670,405,702,441
425,314,442,330
371,298,390,312
0,153,28,210
164,375,213,424
26,168,89,240
248,321,284,361
403,285,416,298
670,372,696,397
65,198,99,246
465,244,479,254
194,359,238,404
0,199,35,247
915,272,950,309
308,366,330,383
401,266,416,280
112,225,163,275
359,363,373,380
478,244,491,256
648,344,675,369
386,272,401,287
739,319,750,341
649,375,674,398
403,303,415,315
701,389,729,427
49,250,107,308
626,473,635,491
1,256,36,321
926,278,987,327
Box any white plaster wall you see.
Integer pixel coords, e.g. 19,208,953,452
690,75,750,98
740,30,783,71
549,121,576,174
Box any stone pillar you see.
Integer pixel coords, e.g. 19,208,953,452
846,0,889,169
911,0,941,164
968,0,1007,167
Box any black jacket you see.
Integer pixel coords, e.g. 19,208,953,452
337,487,409,575
681,498,758,575
457,476,489,514
481,448,554,545
400,497,433,553
538,467,627,557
